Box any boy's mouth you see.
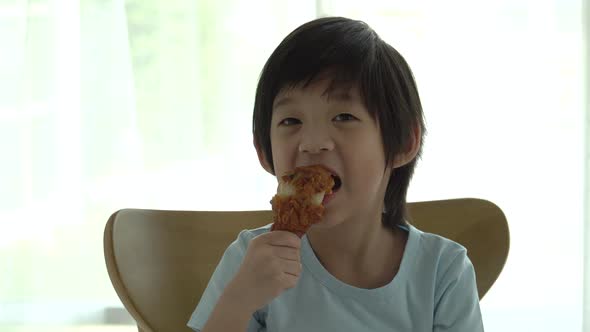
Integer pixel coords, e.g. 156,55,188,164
321,174,341,205
331,174,342,192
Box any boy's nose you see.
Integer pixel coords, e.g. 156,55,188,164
298,130,335,154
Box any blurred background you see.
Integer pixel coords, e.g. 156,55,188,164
0,0,588,331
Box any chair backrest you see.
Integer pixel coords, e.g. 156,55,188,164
104,198,509,332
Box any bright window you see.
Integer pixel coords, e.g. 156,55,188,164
1,0,586,331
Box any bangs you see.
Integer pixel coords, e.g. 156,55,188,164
276,69,360,104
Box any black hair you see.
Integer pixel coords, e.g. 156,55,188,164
253,16,426,228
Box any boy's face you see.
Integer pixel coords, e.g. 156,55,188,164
264,78,392,228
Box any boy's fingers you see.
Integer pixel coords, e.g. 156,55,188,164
282,259,303,277
273,246,300,261
264,230,302,249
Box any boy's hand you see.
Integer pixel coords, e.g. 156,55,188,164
222,231,302,314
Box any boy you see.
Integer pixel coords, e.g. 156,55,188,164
188,16,483,331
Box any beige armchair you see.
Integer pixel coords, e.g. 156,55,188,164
104,198,509,332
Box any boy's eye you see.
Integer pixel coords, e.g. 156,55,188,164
333,113,358,122
278,118,301,126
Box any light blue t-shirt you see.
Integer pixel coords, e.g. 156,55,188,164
188,223,484,331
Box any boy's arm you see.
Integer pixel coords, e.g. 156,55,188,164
188,228,300,332
187,230,264,332
198,287,258,332
432,250,485,332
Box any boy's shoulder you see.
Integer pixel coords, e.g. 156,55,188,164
405,224,475,294
407,223,469,266
241,223,273,238
217,223,273,265
230,223,273,249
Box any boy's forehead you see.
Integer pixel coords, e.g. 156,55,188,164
273,78,360,108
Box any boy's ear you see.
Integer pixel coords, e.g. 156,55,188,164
392,123,422,168
254,137,275,175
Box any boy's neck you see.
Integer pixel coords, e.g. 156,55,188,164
306,216,407,289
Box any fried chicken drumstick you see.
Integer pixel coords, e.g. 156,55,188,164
270,165,336,237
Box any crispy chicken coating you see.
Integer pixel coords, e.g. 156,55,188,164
270,165,335,237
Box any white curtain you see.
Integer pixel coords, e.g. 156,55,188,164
0,0,316,328
0,0,586,330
